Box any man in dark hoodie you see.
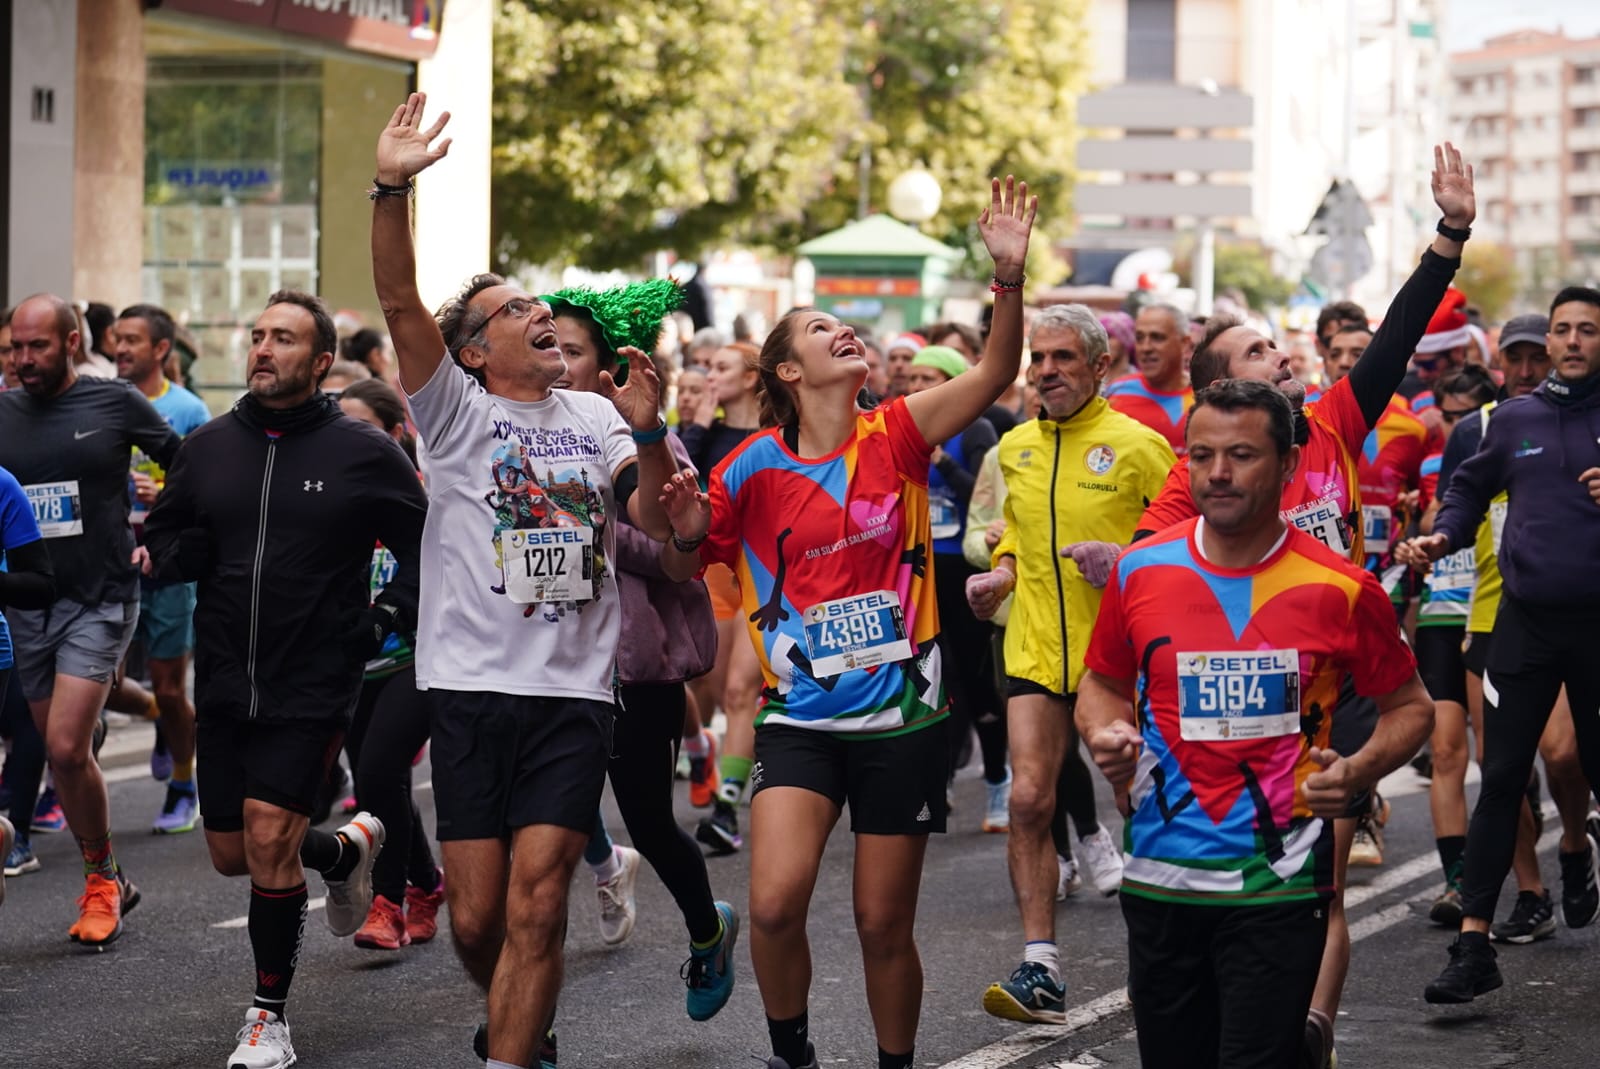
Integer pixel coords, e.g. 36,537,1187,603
1403,285,1600,1004
143,289,427,1069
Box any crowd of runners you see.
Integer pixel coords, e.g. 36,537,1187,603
1,93,1598,1069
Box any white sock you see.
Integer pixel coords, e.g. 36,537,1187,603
683,730,709,758
1024,940,1061,984
488,1060,524,1069
590,845,622,884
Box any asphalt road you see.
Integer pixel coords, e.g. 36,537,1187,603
2,720,1597,1069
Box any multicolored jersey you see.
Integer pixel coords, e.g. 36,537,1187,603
1085,519,1417,906
1417,450,1475,628
703,398,944,737
1104,373,1194,455
1356,397,1426,572
1139,376,1368,563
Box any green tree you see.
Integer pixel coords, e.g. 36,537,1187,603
1455,240,1521,322
1210,241,1294,310
493,0,858,270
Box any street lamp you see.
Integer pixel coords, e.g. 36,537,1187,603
888,168,943,226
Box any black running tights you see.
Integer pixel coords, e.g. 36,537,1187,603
350,666,439,904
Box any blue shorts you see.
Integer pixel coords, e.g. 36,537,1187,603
136,582,197,660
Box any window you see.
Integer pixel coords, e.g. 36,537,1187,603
1574,194,1599,214
1576,66,1599,86
1125,0,1177,82
1576,108,1600,128
1575,151,1600,173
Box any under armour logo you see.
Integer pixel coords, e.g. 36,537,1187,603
304,480,324,492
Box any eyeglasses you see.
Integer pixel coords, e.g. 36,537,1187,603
480,296,546,332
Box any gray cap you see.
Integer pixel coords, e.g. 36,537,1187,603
1498,313,1549,351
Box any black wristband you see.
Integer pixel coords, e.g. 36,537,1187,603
670,531,706,554
369,176,414,201
1436,218,1471,242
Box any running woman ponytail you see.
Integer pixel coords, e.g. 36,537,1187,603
756,312,803,430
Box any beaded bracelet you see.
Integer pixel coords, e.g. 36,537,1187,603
631,420,669,445
671,531,706,553
990,274,1026,294
368,177,414,201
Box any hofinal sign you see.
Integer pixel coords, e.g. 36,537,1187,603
158,0,444,62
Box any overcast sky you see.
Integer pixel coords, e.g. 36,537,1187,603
1444,0,1600,51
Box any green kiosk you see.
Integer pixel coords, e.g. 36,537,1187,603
797,214,964,336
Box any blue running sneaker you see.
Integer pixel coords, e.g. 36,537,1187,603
152,787,199,835
5,836,40,878
982,960,1067,1023
683,900,740,1021
31,786,66,834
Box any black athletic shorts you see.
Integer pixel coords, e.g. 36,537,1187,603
751,717,951,835
1462,630,1491,678
1326,675,1379,819
1414,625,1468,706
197,715,345,832
1006,675,1068,702
428,690,614,841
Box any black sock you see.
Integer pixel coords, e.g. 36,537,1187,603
1436,835,1466,882
767,1010,810,1068
879,1047,914,1069
300,827,357,881
249,882,308,1017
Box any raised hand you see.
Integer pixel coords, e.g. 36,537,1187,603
599,346,662,432
659,471,710,542
377,92,452,186
1395,532,1450,570
1431,142,1475,229
977,176,1039,279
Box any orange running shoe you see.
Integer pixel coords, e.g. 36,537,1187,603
69,873,123,946
405,873,445,944
689,730,719,809
353,894,410,950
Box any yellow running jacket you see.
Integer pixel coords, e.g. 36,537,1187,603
993,397,1176,695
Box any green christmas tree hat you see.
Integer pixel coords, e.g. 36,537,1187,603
542,278,686,370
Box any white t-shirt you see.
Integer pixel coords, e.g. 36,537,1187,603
406,356,635,701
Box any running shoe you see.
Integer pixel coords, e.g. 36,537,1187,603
5,836,39,878
1559,834,1600,929
31,786,66,834
405,871,445,944
982,960,1067,1024
688,730,718,809
1348,808,1384,867
697,800,743,856
1429,882,1464,928
1078,827,1124,896
683,900,739,1021
152,786,199,835
1586,809,1600,850
68,872,124,946
118,868,143,916
150,722,172,782
597,844,641,946
763,1043,818,1069
1056,855,1081,901
982,772,1012,833
228,1007,294,1069
0,816,11,907
473,1023,557,1068
1303,1008,1334,1069
323,812,385,937
354,893,410,950
1424,934,1502,1004
1490,889,1555,944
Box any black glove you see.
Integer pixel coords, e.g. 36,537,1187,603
176,528,213,581
341,603,401,663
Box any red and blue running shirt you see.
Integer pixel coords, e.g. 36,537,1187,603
1138,375,1369,564
1104,373,1195,455
1085,519,1416,905
1355,397,1426,571
702,398,945,737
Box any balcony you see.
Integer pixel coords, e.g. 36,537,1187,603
1568,169,1600,196
1569,125,1600,151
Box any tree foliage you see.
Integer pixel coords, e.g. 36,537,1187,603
1210,241,1294,311
1455,240,1521,322
492,0,1091,273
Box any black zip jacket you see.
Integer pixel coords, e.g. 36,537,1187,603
144,393,427,722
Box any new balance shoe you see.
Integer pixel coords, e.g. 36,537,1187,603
353,894,410,950
697,801,742,856
763,1043,818,1069
68,872,124,946
405,871,445,944
1078,827,1124,895
683,900,739,1021
0,816,12,907
982,960,1067,1023
1424,933,1502,1004
150,722,172,782
688,730,718,809
1490,889,1555,944
228,1008,294,1069
4,835,39,878
31,786,66,834
323,812,384,937
597,844,641,946
1559,835,1600,930
982,772,1012,833
1056,855,1082,901
152,787,199,835
1429,882,1464,928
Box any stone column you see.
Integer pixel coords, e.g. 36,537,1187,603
72,0,145,311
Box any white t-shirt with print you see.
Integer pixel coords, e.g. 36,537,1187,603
406,356,635,701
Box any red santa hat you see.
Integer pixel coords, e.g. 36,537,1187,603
1415,287,1471,354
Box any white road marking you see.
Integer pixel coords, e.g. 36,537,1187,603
213,896,327,929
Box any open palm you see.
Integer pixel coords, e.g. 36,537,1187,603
376,92,452,186
978,176,1039,277
1431,142,1475,228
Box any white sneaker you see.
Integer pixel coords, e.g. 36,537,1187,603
1056,855,1082,901
597,844,641,946
1078,826,1124,896
323,812,385,937
982,772,1012,833
228,1008,295,1069
0,815,13,908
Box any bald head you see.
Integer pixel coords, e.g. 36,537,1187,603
10,293,81,398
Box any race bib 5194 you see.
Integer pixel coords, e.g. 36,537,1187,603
1177,649,1301,742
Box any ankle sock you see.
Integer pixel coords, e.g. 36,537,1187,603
78,834,117,880
767,1010,810,1068
718,755,753,805
249,881,308,1015
591,845,622,885
172,758,195,783
300,827,358,881
1024,939,1061,984
879,1047,915,1069
170,777,196,797
683,731,709,759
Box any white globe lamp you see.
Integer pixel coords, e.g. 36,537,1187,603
888,169,943,224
